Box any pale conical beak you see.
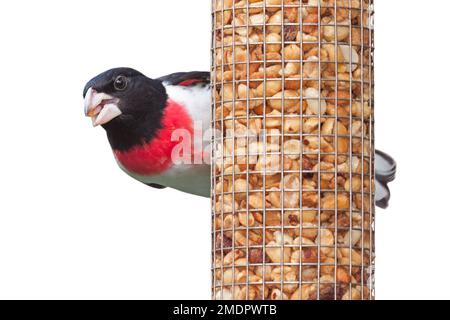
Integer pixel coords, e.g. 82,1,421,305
84,87,122,127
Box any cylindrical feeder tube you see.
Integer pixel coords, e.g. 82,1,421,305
212,0,374,300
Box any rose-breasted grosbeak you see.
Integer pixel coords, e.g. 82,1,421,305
84,67,395,207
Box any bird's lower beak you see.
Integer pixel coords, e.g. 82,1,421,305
84,87,122,127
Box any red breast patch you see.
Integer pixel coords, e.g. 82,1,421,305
113,100,193,175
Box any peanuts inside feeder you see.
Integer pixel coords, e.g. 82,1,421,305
212,0,375,300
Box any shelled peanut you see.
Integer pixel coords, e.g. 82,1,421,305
212,0,374,300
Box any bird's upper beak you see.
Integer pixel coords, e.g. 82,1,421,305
84,87,122,127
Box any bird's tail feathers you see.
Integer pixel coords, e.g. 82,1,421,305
375,150,397,209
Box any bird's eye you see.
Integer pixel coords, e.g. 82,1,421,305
114,75,128,91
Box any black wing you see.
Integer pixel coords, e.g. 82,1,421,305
158,71,210,87
146,183,167,190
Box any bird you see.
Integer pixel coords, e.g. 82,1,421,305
83,67,396,208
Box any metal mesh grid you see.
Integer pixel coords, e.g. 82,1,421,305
211,0,374,300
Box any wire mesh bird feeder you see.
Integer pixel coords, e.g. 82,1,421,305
212,0,375,300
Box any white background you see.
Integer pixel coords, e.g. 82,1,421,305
0,0,448,300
